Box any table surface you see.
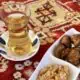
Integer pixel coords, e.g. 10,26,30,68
0,0,80,80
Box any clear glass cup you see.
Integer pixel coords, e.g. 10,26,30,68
5,13,33,56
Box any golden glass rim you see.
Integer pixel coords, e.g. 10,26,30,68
5,13,29,24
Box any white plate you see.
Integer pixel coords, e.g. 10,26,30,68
29,28,80,80
0,30,40,61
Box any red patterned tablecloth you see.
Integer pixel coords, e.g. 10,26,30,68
0,0,80,80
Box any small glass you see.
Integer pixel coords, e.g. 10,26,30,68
5,13,33,56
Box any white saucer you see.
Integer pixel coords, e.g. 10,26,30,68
0,30,40,61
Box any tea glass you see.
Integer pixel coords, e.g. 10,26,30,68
5,13,33,56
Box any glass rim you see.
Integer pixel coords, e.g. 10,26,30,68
5,12,29,24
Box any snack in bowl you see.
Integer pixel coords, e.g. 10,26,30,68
37,64,70,80
54,34,80,66
71,34,80,47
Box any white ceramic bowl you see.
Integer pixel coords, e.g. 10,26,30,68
29,28,80,80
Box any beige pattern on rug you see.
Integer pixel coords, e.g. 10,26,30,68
27,0,71,28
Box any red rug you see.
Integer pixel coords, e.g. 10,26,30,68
0,0,80,80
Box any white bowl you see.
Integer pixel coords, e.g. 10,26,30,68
29,28,80,80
